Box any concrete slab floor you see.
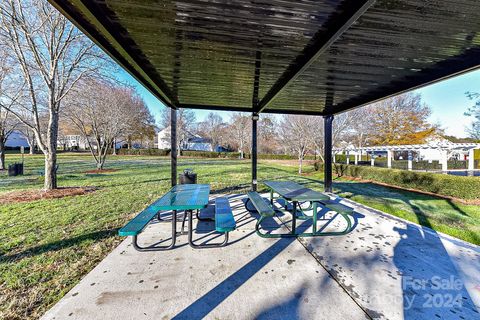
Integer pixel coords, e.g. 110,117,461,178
41,194,480,320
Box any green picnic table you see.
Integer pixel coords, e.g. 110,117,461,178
119,184,236,250
246,180,354,237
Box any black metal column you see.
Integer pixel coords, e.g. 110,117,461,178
171,108,177,187
252,113,259,191
324,115,334,192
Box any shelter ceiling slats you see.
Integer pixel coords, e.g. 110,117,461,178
103,0,339,109
49,0,480,115
265,0,480,114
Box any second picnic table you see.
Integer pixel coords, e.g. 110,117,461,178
263,180,330,234
245,180,354,237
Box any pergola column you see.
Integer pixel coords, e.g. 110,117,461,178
354,153,358,165
407,151,413,171
251,113,259,191
468,148,475,171
324,115,334,192
387,150,392,168
170,108,177,187
441,150,448,172
371,155,375,167
346,151,350,165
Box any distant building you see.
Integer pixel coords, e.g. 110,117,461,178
5,131,29,148
58,134,90,150
335,136,480,170
157,127,213,151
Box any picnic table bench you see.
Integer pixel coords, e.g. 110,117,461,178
119,184,236,250
246,180,354,238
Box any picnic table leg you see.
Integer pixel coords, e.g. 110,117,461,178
180,210,187,235
187,209,228,248
312,202,317,234
132,210,177,251
270,189,273,205
291,201,297,234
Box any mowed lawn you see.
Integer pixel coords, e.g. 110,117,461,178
0,153,479,319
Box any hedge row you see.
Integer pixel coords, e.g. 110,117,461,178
347,159,468,170
117,148,170,156
181,150,241,158
183,151,319,160
334,154,368,162
331,164,480,200
116,148,315,160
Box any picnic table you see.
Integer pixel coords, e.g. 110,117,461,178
119,184,236,250
246,180,354,237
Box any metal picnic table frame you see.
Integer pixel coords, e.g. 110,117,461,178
257,180,352,237
133,184,211,251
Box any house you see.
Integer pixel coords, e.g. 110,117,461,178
5,131,29,148
57,134,89,150
157,127,213,151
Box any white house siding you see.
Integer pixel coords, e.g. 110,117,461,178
417,149,443,161
157,128,213,152
157,130,171,149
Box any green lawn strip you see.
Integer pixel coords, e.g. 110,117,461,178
0,154,479,319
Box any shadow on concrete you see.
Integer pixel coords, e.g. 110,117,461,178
171,236,297,319
393,201,479,319
254,285,308,320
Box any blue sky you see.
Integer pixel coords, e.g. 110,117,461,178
119,68,480,138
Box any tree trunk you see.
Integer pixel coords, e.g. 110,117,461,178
44,152,57,189
44,112,59,190
298,151,303,174
0,138,5,170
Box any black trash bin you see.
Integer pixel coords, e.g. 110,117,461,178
179,169,197,184
8,163,24,176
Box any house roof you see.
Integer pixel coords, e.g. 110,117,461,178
48,0,480,116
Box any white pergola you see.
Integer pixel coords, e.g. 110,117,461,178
334,142,480,171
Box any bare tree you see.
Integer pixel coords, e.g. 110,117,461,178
123,97,156,150
197,112,225,151
0,49,20,169
344,107,374,158
258,115,280,154
0,0,108,189
227,113,251,158
64,81,144,170
465,92,480,140
0,107,19,170
160,108,196,154
310,113,353,162
18,121,36,154
279,115,317,174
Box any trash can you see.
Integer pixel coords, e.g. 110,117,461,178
8,163,24,176
179,169,197,184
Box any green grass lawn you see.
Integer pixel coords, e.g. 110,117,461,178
0,153,479,319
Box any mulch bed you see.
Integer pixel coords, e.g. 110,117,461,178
84,169,119,174
0,187,98,205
